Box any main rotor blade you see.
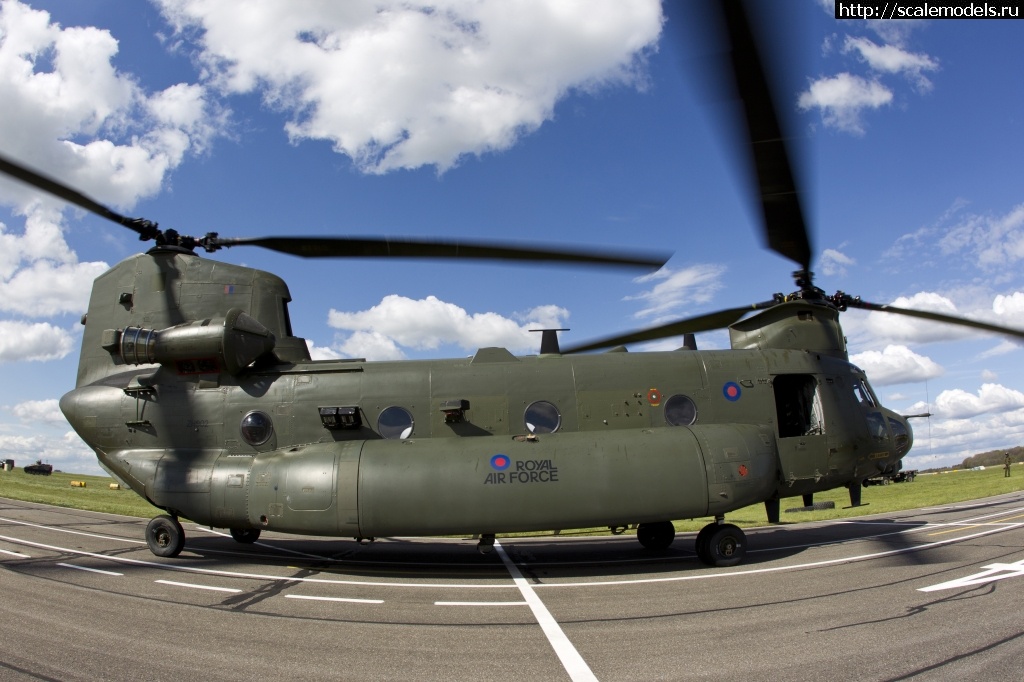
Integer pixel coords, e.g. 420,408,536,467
0,152,158,239
213,236,669,271
711,0,812,272
563,301,777,353
845,299,1024,341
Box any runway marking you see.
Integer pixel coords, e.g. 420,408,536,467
926,511,1024,536
57,562,123,576
435,600,528,606
919,557,1024,592
155,579,242,593
3,503,1024,595
285,594,383,604
194,526,336,560
494,540,598,682
0,515,145,545
0,547,30,558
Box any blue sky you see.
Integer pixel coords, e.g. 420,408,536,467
0,0,1021,475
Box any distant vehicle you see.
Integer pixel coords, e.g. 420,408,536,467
863,467,917,486
24,460,53,476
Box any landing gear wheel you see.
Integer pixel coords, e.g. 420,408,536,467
636,521,675,550
695,523,717,564
704,523,745,567
146,514,184,558
229,527,261,544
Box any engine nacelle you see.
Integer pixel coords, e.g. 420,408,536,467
101,308,276,375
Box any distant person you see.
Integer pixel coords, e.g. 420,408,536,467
1005,452,1012,478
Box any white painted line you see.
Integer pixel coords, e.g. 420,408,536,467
192,526,335,560
0,515,145,544
155,579,241,593
919,557,1024,592
0,547,30,558
495,540,598,682
57,562,123,576
285,594,383,604
435,600,528,606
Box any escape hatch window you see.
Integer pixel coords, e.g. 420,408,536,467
240,411,273,446
773,374,825,438
852,378,877,407
378,406,414,439
664,394,698,426
524,401,561,434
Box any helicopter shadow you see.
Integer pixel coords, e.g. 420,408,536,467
161,518,941,584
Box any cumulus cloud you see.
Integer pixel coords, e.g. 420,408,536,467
819,247,855,277
10,398,66,424
855,292,974,346
326,295,569,359
0,0,223,211
850,344,944,386
0,1,230,369
305,339,344,361
0,320,74,362
798,72,892,134
931,383,1024,419
799,30,937,134
0,430,98,474
154,0,663,173
843,36,938,90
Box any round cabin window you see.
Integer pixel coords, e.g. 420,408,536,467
664,394,698,426
240,411,274,446
378,406,415,439
524,401,561,434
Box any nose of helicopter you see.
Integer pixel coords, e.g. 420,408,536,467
889,411,913,459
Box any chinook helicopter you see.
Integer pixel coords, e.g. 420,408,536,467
4,1,1024,567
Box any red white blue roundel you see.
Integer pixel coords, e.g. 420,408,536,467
490,454,511,470
723,382,742,401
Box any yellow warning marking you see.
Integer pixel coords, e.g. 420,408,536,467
927,512,1024,536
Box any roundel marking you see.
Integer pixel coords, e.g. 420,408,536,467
738,464,749,477
647,389,662,406
491,454,511,471
723,382,742,402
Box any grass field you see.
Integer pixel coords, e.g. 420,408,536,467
3,464,1023,536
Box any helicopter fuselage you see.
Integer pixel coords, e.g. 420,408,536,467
58,252,909,542
59,250,911,547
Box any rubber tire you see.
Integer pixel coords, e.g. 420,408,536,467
146,515,185,558
695,523,718,565
637,521,675,550
705,523,745,567
229,528,261,544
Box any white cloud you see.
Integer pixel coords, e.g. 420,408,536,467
0,0,224,211
843,36,938,90
854,292,974,346
797,72,892,134
0,320,74,362
305,338,344,361
850,344,944,386
0,430,98,475
334,330,406,361
327,295,568,357
937,204,1024,271
154,0,663,173
932,383,1024,419
626,263,726,321
819,247,855,277
10,398,66,424
0,258,108,317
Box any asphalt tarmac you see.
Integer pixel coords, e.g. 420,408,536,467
2,491,1024,681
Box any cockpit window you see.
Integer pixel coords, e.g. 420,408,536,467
852,378,876,407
